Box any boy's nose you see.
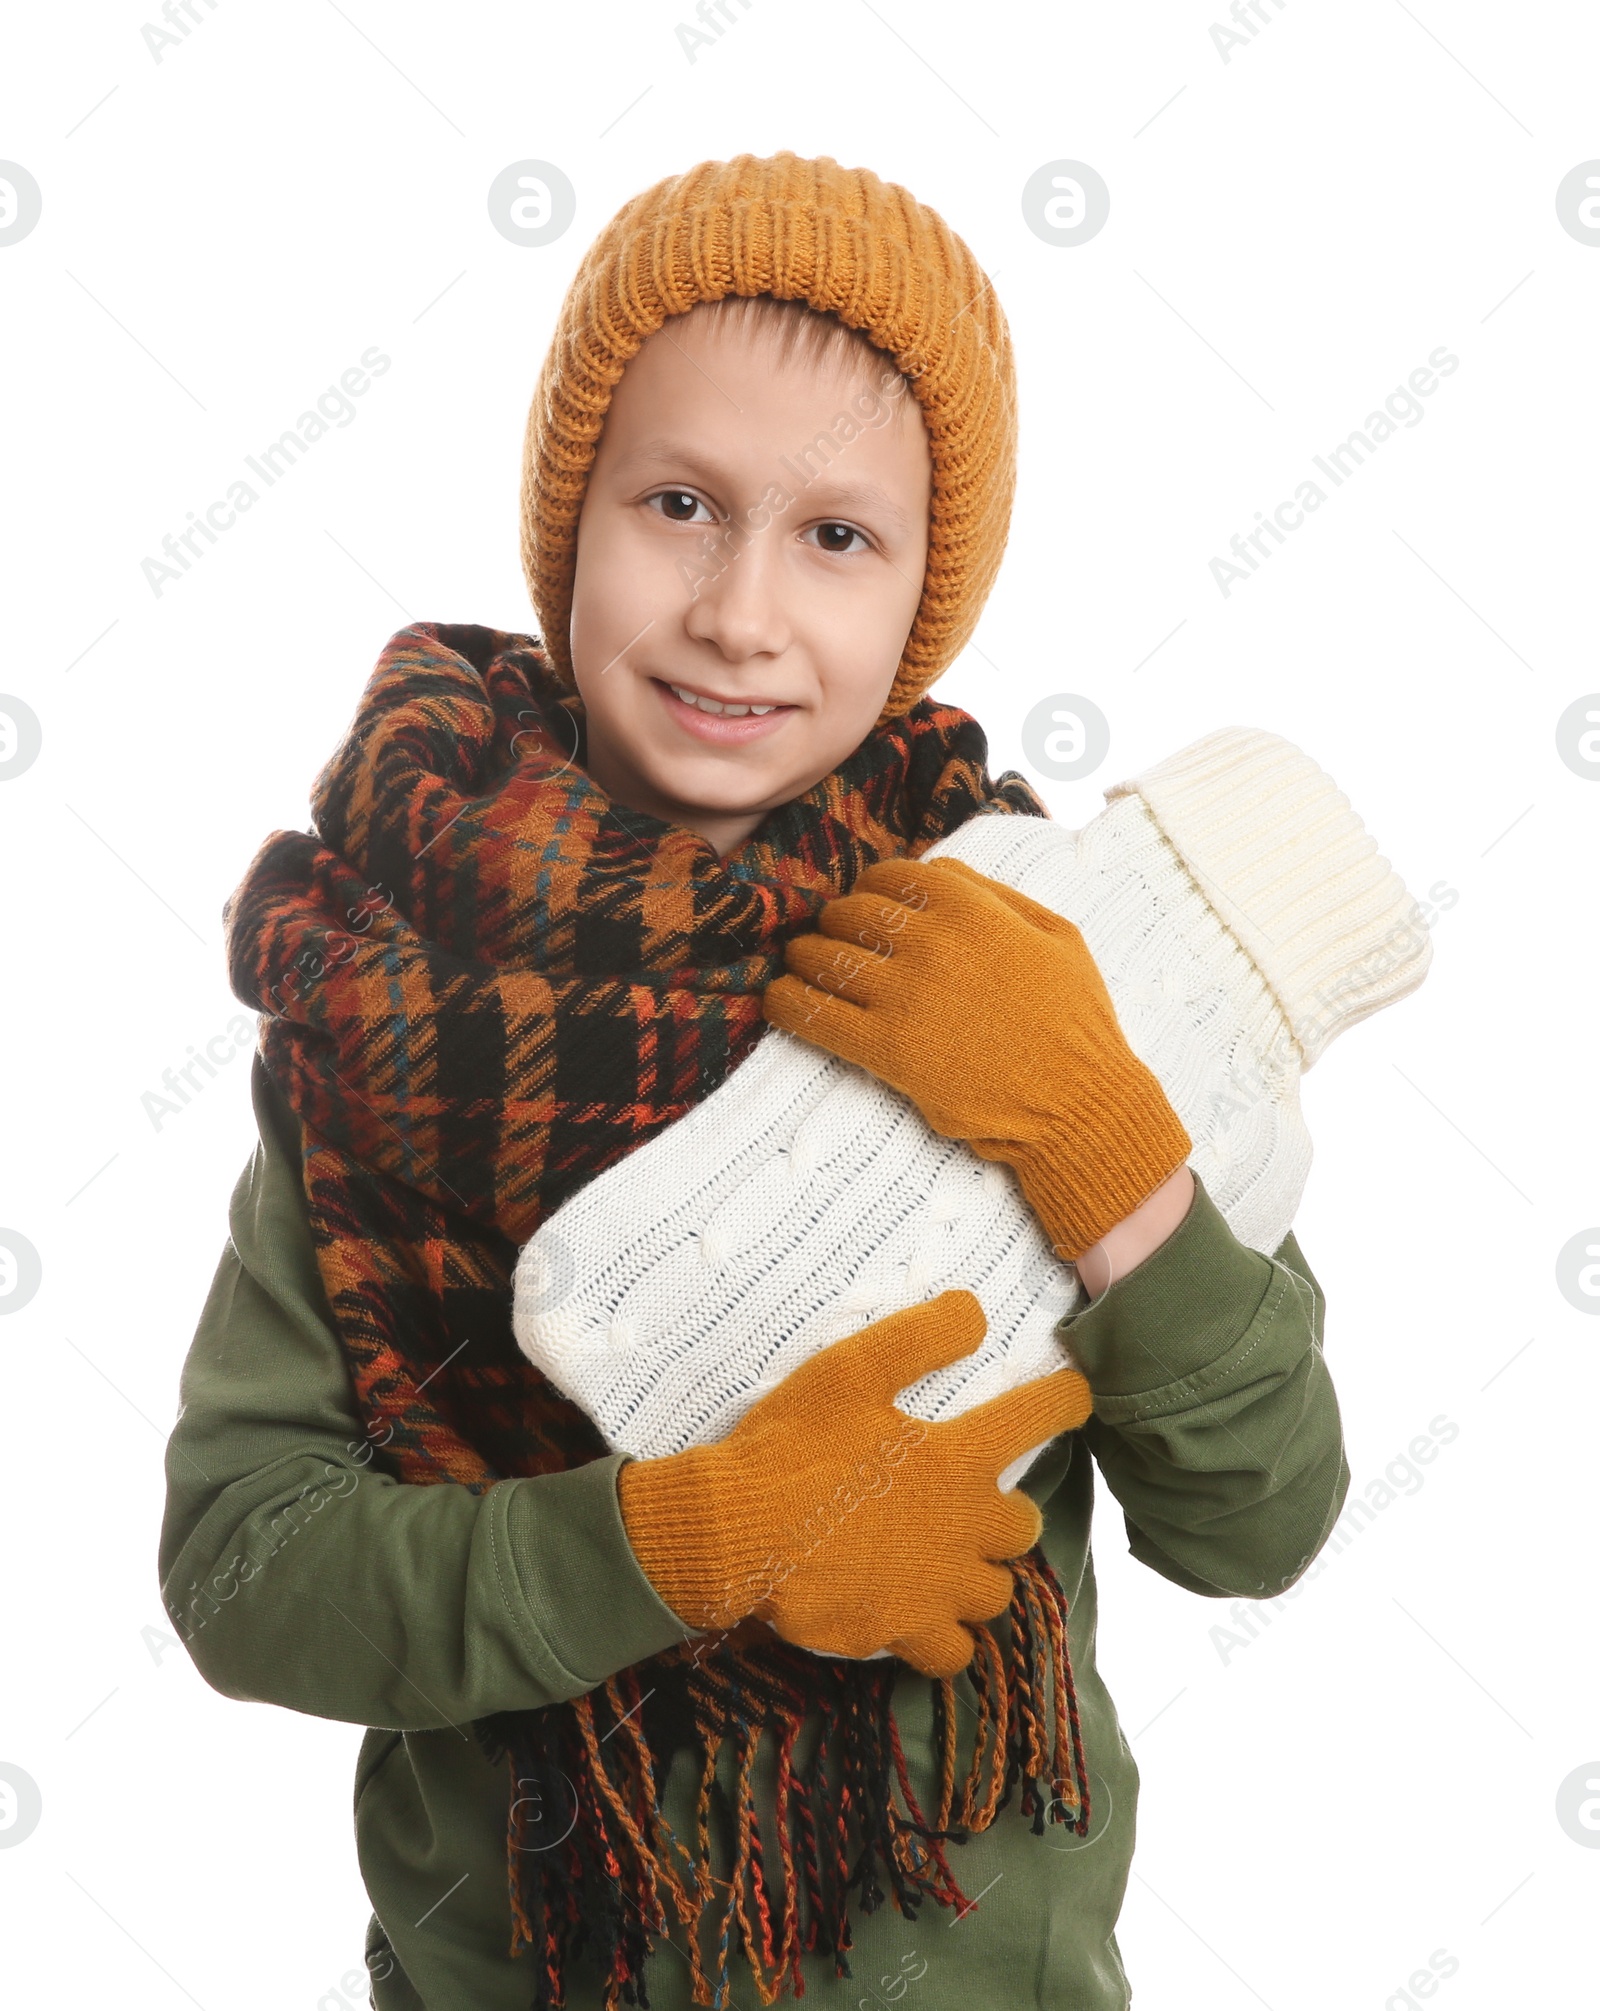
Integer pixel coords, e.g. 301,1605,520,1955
680,521,795,666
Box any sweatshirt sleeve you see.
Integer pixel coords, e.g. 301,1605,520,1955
1059,1171,1350,1600
157,1058,690,1731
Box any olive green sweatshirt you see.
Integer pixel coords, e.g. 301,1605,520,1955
159,1058,1349,2009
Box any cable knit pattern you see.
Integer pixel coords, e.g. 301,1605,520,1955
512,727,1431,1485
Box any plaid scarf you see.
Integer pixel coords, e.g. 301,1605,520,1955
223,620,1093,2009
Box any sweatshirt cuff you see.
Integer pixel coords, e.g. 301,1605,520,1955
1058,1173,1277,1411
498,1452,692,1687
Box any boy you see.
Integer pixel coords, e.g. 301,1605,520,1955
161,151,1348,2009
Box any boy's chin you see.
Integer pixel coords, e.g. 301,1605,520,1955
647,748,838,819
654,764,795,815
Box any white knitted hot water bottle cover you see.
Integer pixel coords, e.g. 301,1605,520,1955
512,727,1431,1488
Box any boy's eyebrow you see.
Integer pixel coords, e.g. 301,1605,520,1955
807,478,911,533
610,437,913,532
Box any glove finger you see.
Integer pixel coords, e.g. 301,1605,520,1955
762,971,890,1074
850,856,948,907
804,888,931,964
942,1557,1018,1623
862,856,1083,959
945,1365,1094,1473
897,856,993,896
857,856,999,940
880,854,1041,923
969,1485,1045,1563
777,929,892,1007
966,871,1090,945
776,1594,887,1663
816,1289,988,1411
889,1617,978,1680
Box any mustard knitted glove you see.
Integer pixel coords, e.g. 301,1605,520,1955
762,855,1193,1262
616,1288,1091,1679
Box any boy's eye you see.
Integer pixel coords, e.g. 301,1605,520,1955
806,521,869,556
646,488,713,524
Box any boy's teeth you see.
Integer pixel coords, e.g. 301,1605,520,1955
669,683,776,718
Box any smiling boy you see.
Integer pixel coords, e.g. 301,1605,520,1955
164,152,1347,2009
564,299,932,856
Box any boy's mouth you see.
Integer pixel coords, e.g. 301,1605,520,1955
651,676,797,743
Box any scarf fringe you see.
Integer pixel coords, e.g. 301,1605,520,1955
473,1547,1090,2010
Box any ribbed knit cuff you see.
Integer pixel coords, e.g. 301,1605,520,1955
617,1449,759,1634
1104,727,1432,1070
1004,1048,1195,1262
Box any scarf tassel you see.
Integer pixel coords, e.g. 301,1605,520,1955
474,1547,1090,2009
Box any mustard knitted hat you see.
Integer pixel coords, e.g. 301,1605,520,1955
519,150,1017,724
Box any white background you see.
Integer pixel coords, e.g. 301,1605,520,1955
2,2,1597,2005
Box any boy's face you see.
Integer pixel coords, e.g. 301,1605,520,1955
567,303,934,857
